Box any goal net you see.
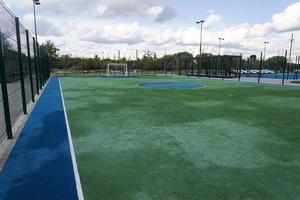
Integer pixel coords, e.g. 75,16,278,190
107,63,128,77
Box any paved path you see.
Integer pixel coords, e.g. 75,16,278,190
0,77,79,200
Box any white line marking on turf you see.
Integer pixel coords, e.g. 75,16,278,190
59,78,84,200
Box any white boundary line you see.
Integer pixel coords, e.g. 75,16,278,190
59,78,84,200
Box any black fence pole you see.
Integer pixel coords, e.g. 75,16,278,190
276,55,279,79
197,57,200,77
179,57,182,76
26,30,35,102
238,54,242,82
246,59,250,77
185,57,188,75
296,56,300,80
286,62,289,81
15,17,27,115
37,43,42,89
208,58,211,79
191,59,194,76
258,52,262,84
295,56,298,80
282,50,288,86
221,56,225,80
41,45,45,85
40,48,44,84
0,31,13,139
46,53,50,79
33,37,39,95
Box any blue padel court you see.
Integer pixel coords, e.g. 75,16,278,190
0,77,81,200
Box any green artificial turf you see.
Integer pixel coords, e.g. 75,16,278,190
61,76,300,200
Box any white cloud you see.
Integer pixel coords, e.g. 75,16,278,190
5,0,90,14
207,10,215,14
271,2,300,32
4,0,32,8
97,0,153,17
204,14,222,29
82,22,145,45
21,14,62,37
148,6,164,16
154,5,178,23
97,5,107,16
4,0,300,58
96,0,177,22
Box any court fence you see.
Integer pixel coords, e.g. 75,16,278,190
0,0,50,142
53,51,299,85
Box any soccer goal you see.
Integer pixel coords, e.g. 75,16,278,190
106,63,128,77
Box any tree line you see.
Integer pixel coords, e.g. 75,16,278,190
41,40,296,73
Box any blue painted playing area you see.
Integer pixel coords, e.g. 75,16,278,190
138,82,205,89
0,77,78,200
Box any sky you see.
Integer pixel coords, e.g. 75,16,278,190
4,0,300,60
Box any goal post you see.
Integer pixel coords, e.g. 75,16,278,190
106,63,128,77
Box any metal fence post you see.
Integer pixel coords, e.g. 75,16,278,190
258,52,262,84
179,56,182,76
15,17,27,115
296,56,300,80
33,37,39,94
282,50,288,86
37,43,43,89
26,30,35,102
221,56,225,80
239,54,242,82
0,31,13,139
47,54,50,78
45,52,49,79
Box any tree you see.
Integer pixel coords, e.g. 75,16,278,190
266,56,286,70
41,40,59,68
195,52,214,59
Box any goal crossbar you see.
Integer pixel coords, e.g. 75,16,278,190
106,63,128,77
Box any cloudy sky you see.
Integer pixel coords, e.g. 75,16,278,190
4,0,300,60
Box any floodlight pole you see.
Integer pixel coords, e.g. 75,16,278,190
263,41,269,61
33,0,40,43
218,38,224,55
289,33,294,64
196,20,205,76
129,49,139,60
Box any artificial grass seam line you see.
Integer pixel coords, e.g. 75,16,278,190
59,78,85,200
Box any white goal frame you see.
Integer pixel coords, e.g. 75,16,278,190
106,63,128,77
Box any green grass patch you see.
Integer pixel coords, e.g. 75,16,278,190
61,76,300,200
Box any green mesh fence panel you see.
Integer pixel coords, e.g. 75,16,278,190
0,87,4,141
29,36,37,96
0,4,23,129
20,24,31,105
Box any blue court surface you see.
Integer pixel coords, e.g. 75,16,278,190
0,77,79,200
138,82,205,89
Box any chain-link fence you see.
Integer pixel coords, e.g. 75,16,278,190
0,0,50,142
